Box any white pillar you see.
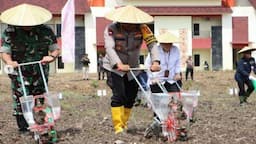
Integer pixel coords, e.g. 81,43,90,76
84,13,97,73
222,14,233,70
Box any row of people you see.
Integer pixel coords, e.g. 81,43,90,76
102,5,186,141
102,5,256,139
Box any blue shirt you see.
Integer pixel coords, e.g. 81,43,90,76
235,57,256,81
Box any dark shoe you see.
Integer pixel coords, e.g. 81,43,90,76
177,127,188,141
240,102,247,107
144,120,162,139
19,128,29,132
144,126,153,139
16,115,29,132
178,132,188,141
134,99,141,107
239,96,246,104
18,128,30,136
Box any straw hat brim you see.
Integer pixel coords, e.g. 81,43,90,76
0,3,52,26
157,32,180,43
105,5,153,24
238,46,256,54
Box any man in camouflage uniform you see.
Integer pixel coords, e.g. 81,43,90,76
0,4,60,132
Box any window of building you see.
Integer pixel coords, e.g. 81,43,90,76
194,54,200,66
193,23,200,36
57,56,64,69
56,24,61,37
139,55,144,64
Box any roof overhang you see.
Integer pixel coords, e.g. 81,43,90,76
231,41,252,49
192,38,211,49
138,6,232,16
0,0,90,15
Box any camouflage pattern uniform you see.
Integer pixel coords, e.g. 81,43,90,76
0,25,58,131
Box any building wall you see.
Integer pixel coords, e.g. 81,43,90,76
192,16,221,38
221,5,256,70
222,6,256,70
222,14,233,70
84,13,97,73
51,17,85,73
122,0,221,6
85,7,113,73
0,17,86,74
235,0,251,6
193,49,211,70
232,7,256,43
154,16,192,71
81,2,256,72
105,0,121,7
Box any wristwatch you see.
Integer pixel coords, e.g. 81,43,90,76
49,54,57,59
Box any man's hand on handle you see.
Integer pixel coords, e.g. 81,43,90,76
150,61,161,72
41,55,55,64
6,60,18,68
117,63,130,72
174,73,181,81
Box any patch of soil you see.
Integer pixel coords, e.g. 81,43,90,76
1,71,256,144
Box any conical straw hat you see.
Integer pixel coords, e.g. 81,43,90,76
105,5,153,24
0,3,52,26
157,32,180,43
238,46,256,54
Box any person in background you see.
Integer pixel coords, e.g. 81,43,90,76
103,5,160,134
98,54,106,80
81,53,90,80
235,46,256,106
0,3,60,135
204,61,209,71
185,56,194,80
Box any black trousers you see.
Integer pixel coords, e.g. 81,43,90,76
98,71,106,80
185,68,193,80
150,81,181,119
236,78,254,97
16,115,29,131
150,81,181,93
110,72,138,108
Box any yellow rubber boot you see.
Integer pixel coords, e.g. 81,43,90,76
111,106,124,134
122,108,131,129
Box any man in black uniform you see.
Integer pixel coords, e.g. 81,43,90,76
103,5,161,134
235,46,256,106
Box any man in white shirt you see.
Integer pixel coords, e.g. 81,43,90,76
144,32,187,141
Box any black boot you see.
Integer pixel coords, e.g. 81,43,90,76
15,115,29,132
244,91,251,103
239,96,246,106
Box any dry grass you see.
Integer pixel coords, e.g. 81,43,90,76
1,71,256,144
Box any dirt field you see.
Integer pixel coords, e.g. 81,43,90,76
1,70,256,144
